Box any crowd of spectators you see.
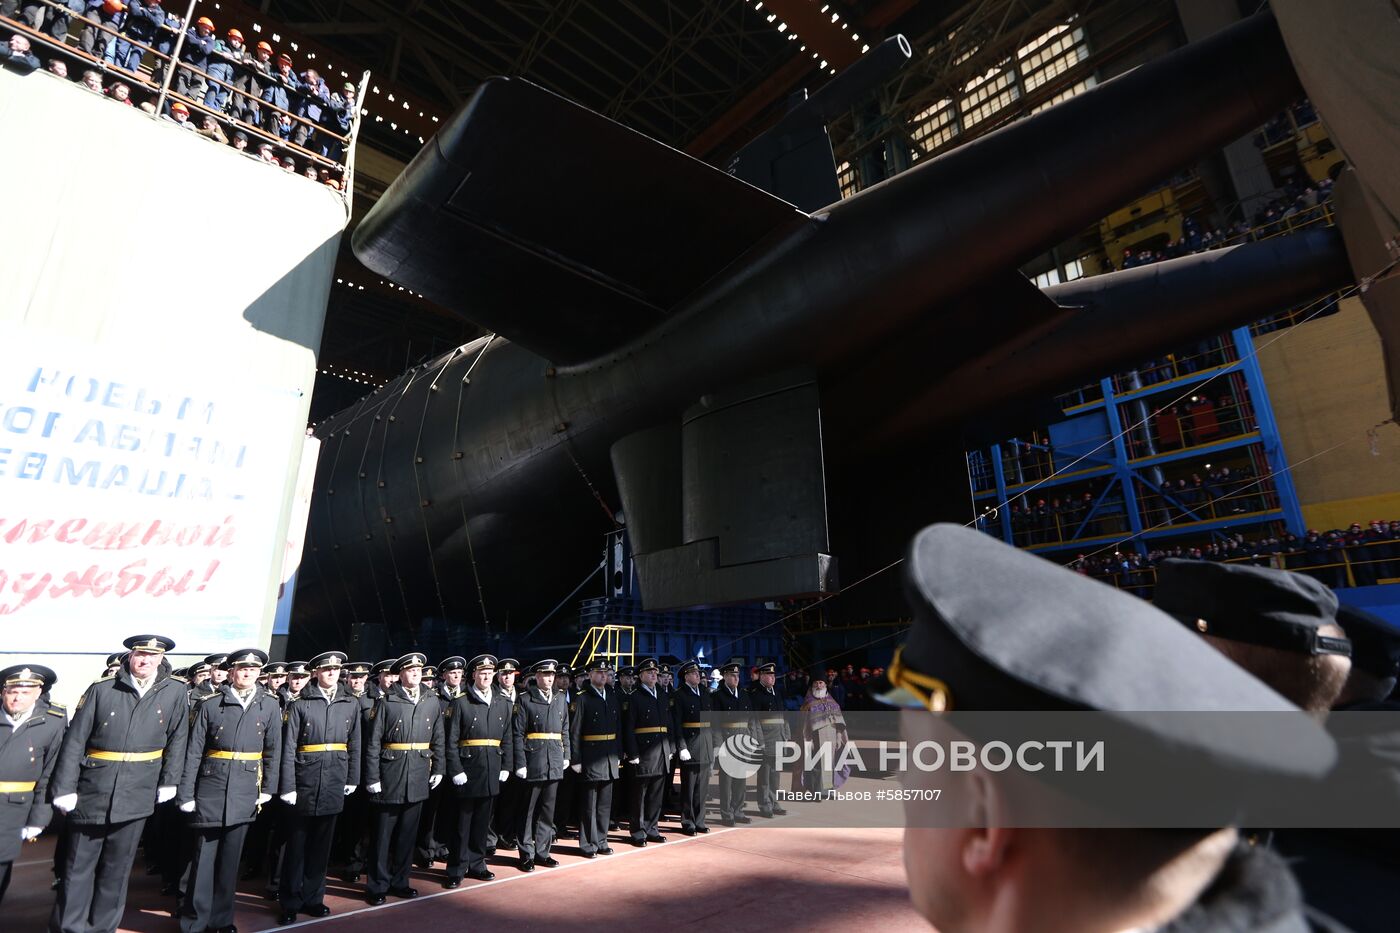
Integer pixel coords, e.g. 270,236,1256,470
1070,519,1400,594
782,664,885,711
2,1,354,186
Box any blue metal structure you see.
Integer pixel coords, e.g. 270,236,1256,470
970,323,1304,558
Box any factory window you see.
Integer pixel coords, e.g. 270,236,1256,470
960,65,1019,129
1019,21,1090,92
836,160,859,198
1031,77,1099,114
910,99,958,153
1032,268,1061,289
1062,258,1084,281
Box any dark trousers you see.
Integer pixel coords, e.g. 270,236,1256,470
333,787,370,876
680,764,709,830
180,823,249,933
50,817,147,933
367,801,422,895
414,785,445,863
516,781,557,861
630,773,665,840
0,859,11,905
757,749,781,814
555,772,577,832
665,754,682,814
577,780,612,855
446,795,494,878
280,810,338,911
718,766,748,821
490,779,522,848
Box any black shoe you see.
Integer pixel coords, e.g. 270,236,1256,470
630,838,648,848
306,905,331,918
343,871,361,884
607,822,619,830
389,886,418,899
161,882,182,897
365,894,386,907
680,827,696,836
519,858,535,873
720,818,735,826
696,825,709,833
467,868,496,881
598,846,615,855
219,926,238,933
485,846,496,856
582,850,597,859
758,811,774,819
51,878,62,891
646,835,666,843
772,807,788,815
735,814,752,824
279,911,298,925
535,856,559,867
444,878,462,889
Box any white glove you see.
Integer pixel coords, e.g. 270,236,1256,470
280,791,297,805
21,826,43,841
561,759,569,770
679,748,692,762
52,793,77,813
514,767,527,779
256,793,272,805
452,772,468,786
178,799,196,813
629,757,640,765
429,774,443,790
157,785,177,804
367,782,382,794
498,770,509,783
344,785,356,795
570,763,582,773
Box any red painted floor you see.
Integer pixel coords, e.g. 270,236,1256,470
8,819,922,932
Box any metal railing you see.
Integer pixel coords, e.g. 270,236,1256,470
2,3,368,198
1083,543,1400,597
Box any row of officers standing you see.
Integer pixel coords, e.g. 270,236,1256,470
0,636,795,933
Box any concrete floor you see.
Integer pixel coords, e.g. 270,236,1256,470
7,819,922,932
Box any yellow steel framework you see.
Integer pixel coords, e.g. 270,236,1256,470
571,624,636,671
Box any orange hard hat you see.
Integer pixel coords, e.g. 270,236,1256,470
277,52,292,64
196,15,214,30
256,40,272,53
227,28,243,41
101,0,125,13
171,101,188,114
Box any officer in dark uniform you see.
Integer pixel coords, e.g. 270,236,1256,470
711,660,754,826
363,652,445,905
511,659,570,871
264,662,288,696
280,662,310,706
333,661,374,882
176,648,280,933
49,634,188,933
569,658,619,858
204,654,230,692
102,653,124,679
238,661,288,884
874,523,1344,933
0,664,64,904
370,659,397,700
444,654,514,886
413,657,461,869
623,658,672,846
671,659,713,836
747,661,790,818
488,658,522,853
437,657,466,702
277,650,360,923
554,663,579,837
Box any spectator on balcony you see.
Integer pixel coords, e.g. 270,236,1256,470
203,26,243,110
7,0,83,45
279,154,295,173
79,0,124,64
261,51,295,132
322,80,355,159
0,32,40,72
231,128,249,153
301,163,317,180
115,0,169,75
162,98,193,128
45,57,65,77
256,141,276,163
231,39,272,126
196,112,226,143
78,67,101,92
105,78,131,104
290,66,329,148
273,111,293,142
173,14,215,101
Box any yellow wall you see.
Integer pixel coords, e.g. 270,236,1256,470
1257,296,1400,527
